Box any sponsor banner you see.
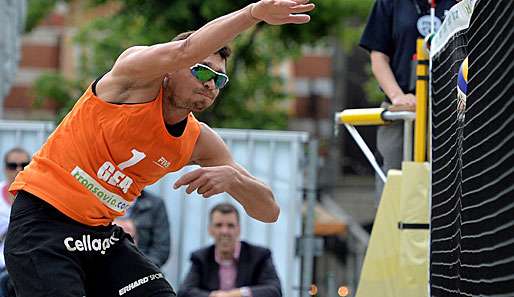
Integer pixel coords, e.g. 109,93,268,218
430,0,474,58
71,166,133,212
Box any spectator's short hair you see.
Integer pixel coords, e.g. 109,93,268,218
209,203,239,224
172,30,232,61
4,147,30,164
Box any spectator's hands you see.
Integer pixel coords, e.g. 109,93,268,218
174,166,238,198
250,0,315,25
391,93,416,107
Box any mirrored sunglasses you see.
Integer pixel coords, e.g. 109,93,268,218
190,63,229,89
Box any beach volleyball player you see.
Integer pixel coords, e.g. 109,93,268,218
5,1,315,297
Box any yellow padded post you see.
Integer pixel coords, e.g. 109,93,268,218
337,108,386,126
415,38,428,162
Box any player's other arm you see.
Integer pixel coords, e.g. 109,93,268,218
175,124,280,223
111,1,314,81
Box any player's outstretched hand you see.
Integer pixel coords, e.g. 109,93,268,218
251,0,315,25
173,166,238,198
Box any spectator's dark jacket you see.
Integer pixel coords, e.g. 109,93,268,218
178,241,282,297
130,190,170,267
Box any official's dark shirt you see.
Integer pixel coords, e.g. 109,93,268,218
360,0,457,100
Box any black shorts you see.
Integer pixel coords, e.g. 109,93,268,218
5,191,176,297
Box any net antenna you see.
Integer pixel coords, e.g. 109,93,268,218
430,0,436,34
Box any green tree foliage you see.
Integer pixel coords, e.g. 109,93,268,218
33,72,86,122
32,0,373,127
26,0,61,32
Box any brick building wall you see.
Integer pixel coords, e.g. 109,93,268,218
3,0,120,120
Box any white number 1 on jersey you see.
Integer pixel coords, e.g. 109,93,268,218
118,149,146,170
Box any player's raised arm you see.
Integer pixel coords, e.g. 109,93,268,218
112,0,315,80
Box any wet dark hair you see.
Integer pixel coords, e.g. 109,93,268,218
172,30,232,61
209,203,240,223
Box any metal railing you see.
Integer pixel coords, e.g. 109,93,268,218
334,108,416,182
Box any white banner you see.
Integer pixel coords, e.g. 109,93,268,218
430,0,475,58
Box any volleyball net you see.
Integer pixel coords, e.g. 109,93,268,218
429,0,514,295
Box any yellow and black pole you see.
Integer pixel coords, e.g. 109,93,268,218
414,38,429,162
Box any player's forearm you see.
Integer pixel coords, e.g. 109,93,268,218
228,174,279,223
181,4,259,66
370,51,404,100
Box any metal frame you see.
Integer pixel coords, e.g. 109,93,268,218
335,110,416,182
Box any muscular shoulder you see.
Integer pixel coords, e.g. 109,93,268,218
95,46,164,103
112,46,149,74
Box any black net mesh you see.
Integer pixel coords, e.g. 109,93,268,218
430,0,514,295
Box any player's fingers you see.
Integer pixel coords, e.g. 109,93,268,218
281,14,311,24
186,176,205,194
174,168,204,189
202,187,222,198
185,176,208,194
197,183,213,195
290,3,315,13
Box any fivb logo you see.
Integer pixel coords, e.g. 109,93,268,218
64,233,120,255
153,156,171,169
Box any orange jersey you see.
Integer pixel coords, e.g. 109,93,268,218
10,84,200,226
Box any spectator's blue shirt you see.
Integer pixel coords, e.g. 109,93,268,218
360,0,457,99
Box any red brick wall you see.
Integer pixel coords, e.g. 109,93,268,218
291,54,332,119
293,56,332,78
20,45,60,69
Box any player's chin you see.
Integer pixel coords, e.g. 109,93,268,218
193,103,212,112
192,106,207,113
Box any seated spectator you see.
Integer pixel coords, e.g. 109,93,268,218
130,190,171,267
178,203,281,297
0,147,31,297
115,190,171,267
1,148,31,270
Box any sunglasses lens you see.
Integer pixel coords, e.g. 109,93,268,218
193,66,216,82
192,64,229,89
215,76,228,89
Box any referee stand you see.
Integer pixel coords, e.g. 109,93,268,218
334,38,431,297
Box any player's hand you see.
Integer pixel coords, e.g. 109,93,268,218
173,166,238,198
250,0,315,25
391,93,416,107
